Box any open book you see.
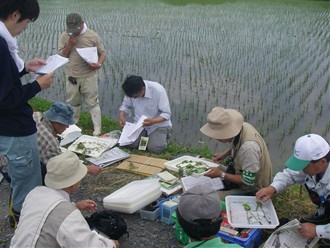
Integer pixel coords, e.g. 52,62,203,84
263,219,319,248
180,175,224,192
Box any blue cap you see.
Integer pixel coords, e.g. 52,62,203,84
43,101,75,126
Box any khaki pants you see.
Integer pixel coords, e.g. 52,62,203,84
66,74,102,135
66,74,100,111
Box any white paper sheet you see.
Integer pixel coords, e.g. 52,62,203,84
59,125,82,146
76,47,98,63
118,115,147,146
36,54,69,74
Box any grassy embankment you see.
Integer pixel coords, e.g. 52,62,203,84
29,97,316,239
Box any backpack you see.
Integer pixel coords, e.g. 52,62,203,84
85,210,129,240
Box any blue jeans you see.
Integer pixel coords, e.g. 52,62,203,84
0,134,42,211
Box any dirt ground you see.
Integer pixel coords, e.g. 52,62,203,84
0,165,183,248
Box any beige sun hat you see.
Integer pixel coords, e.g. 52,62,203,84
45,151,87,190
200,107,244,140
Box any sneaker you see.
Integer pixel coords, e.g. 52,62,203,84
300,213,330,225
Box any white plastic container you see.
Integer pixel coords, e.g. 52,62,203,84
225,195,279,229
164,155,218,176
103,179,161,214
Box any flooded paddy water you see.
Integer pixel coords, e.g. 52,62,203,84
20,0,330,173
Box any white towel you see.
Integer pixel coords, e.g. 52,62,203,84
0,21,24,72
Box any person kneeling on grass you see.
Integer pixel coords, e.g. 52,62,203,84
177,184,242,248
119,75,172,153
10,152,119,248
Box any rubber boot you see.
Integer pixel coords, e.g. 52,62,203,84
9,192,20,229
90,105,102,136
72,106,81,124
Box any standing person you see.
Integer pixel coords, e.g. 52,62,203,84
10,152,119,248
256,134,330,245
200,107,272,198
0,0,55,228
119,75,172,153
176,184,242,247
33,101,101,184
58,13,106,136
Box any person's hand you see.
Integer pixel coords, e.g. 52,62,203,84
299,223,317,238
114,240,120,248
255,186,276,203
119,113,126,127
75,199,97,212
25,58,46,72
36,71,55,89
87,165,102,175
143,118,154,126
204,167,222,178
67,34,78,46
212,152,227,163
88,63,102,71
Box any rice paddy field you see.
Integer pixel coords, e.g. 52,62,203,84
19,0,330,173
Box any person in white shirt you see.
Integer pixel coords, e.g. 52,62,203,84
10,152,119,248
119,75,172,153
256,134,330,245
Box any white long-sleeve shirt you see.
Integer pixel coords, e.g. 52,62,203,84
271,163,330,239
119,80,172,134
10,186,116,247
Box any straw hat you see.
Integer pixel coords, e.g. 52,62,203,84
45,152,87,189
200,107,243,140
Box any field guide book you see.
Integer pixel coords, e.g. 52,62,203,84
181,175,224,192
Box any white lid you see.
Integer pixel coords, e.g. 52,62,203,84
103,179,160,204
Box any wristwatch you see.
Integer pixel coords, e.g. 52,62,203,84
220,172,226,180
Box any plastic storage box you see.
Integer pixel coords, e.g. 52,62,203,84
103,179,161,214
158,194,180,225
217,228,262,248
139,207,160,220
171,211,190,245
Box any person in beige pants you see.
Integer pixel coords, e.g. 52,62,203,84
58,13,106,136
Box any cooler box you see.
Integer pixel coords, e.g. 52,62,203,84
103,179,161,214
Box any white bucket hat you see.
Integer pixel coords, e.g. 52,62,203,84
45,151,87,189
200,107,244,140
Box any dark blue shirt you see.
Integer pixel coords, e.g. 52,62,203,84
0,36,41,137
